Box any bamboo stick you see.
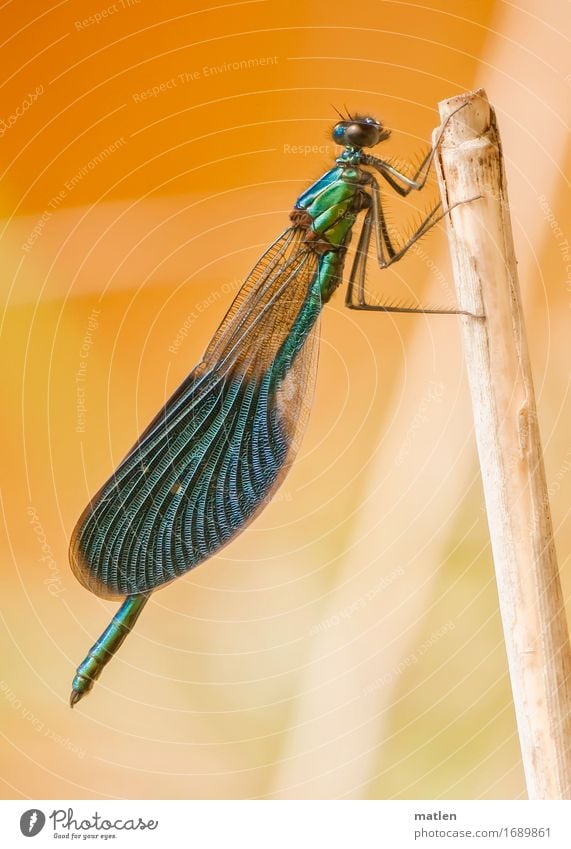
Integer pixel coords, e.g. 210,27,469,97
433,88,571,799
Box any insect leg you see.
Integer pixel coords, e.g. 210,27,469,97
366,102,469,196
371,178,444,269
346,181,484,318
346,207,373,307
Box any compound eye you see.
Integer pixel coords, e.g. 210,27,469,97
332,123,348,145
332,118,382,148
350,122,383,148
345,123,368,146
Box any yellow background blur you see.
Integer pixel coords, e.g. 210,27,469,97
1,0,569,799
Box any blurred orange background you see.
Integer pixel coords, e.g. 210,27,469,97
1,0,569,800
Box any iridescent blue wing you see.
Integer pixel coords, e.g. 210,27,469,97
70,228,321,599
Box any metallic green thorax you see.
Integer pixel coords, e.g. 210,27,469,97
292,162,370,303
271,162,371,391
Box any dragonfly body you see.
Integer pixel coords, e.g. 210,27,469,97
71,157,372,594
70,110,475,706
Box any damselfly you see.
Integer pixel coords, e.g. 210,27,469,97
69,107,481,707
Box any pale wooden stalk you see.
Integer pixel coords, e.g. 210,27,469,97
434,88,571,799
